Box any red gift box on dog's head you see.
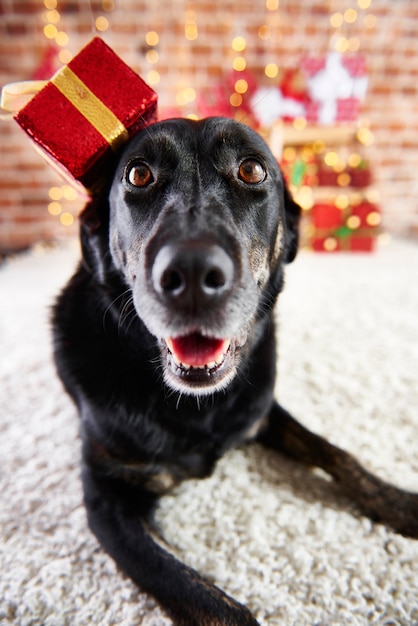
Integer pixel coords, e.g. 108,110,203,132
11,38,158,192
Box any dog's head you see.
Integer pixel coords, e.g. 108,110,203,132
81,117,300,395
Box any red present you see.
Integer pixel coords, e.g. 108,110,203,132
336,97,360,122
311,202,380,253
312,203,341,229
14,38,158,191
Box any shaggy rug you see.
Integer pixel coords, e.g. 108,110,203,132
1,239,417,626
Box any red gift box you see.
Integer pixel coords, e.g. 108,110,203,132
311,202,380,252
14,38,158,191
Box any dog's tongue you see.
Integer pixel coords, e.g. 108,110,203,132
167,334,229,368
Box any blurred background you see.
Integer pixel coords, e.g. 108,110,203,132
0,0,417,255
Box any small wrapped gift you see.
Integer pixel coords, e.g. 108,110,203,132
12,38,158,192
311,201,381,252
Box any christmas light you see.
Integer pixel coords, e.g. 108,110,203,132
95,16,109,32
59,50,72,64
344,8,358,23
49,187,62,200
335,37,349,52
357,127,374,145
335,195,350,209
60,212,74,227
367,212,381,226
233,56,246,71
43,24,57,39
43,0,57,9
234,79,248,94
330,13,344,28
324,152,339,167
358,0,371,8
324,238,338,252
61,185,78,201
48,201,62,216
232,36,246,52
266,0,279,10
347,215,361,229
337,173,351,187
147,70,160,86
184,10,198,41
364,14,377,28
46,9,60,23
146,31,159,46
348,153,362,167
146,49,159,64
230,93,243,107
55,31,69,46
293,117,307,130
258,25,271,40
265,63,278,78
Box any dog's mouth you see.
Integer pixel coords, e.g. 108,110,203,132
162,332,244,394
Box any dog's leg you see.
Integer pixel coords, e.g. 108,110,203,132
82,464,260,626
257,402,418,538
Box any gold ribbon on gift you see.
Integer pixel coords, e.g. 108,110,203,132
51,66,129,151
1,67,129,152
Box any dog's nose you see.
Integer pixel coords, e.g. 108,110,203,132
152,241,234,308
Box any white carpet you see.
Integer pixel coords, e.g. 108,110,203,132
1,239,418,626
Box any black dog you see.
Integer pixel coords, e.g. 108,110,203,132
52,117,418,626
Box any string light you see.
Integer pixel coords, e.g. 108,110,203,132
266,0,279,10
232,36,246,52
329,0,376,51
60,212,74,227
346,215,361,229
95,16,109,32
230,93,243,108
258,25,271,40
324,238,338,252
145,30,160,87
233,56,246,71
146,49,159,64
234,79,248,94
147,70,160,86
185,10,198,41
146,31,159,46
344,8,358,23
265,62,278,78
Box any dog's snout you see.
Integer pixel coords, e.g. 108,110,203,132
151,241,235,309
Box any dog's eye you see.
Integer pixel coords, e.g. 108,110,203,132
238,159,266,184
127,162,153,187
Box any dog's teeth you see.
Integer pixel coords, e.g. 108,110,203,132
206,361,216,369
181,363,190,370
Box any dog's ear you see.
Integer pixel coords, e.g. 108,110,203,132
282,181,301,263
78,186,112,284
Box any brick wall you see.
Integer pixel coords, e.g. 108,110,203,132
1,0,418,252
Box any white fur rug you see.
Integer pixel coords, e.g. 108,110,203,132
1,239,418,626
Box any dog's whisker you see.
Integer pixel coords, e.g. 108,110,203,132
102,289,132,333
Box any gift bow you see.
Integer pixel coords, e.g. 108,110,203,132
0,81,47,118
